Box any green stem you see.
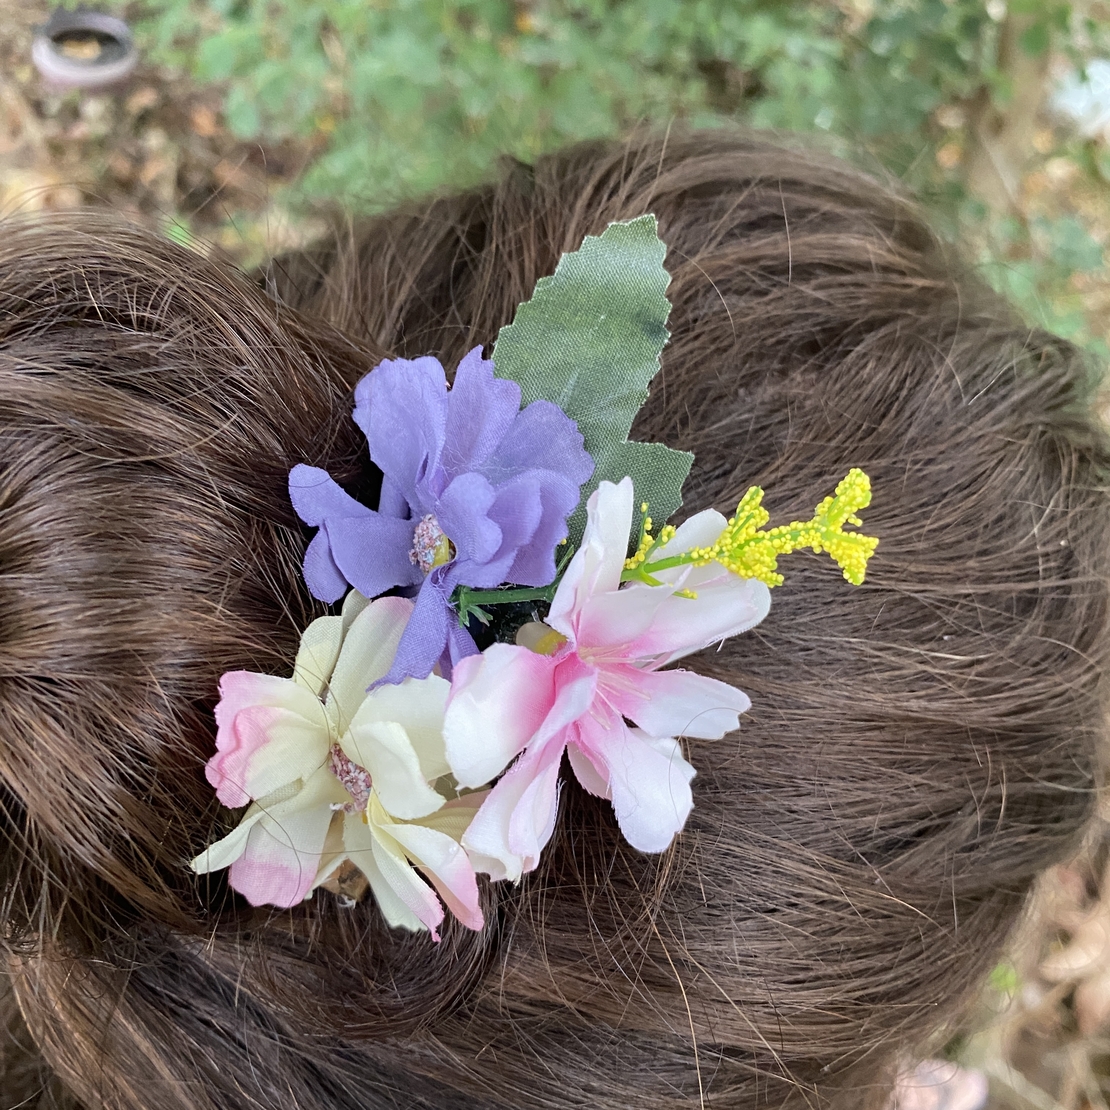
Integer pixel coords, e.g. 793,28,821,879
453,544,577,625
460,583,560,607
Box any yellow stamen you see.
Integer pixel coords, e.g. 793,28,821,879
687,468,878,587
515,621,568,655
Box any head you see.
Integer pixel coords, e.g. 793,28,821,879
1,130,1107,1110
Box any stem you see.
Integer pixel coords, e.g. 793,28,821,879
453,544,577,626
461,583,560,607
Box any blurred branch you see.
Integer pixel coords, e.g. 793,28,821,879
965,12,1051,216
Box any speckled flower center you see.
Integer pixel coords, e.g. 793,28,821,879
329,744,372,813
409,513,455,575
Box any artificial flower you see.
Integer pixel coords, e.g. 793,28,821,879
442,478,771,881
288,347,594,683
190,591,485,939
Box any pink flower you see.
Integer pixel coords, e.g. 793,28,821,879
444,478,771,881
191,592,486,939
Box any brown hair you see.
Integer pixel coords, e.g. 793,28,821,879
1,130,1108,1110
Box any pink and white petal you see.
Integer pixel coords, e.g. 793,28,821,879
649,509,728,573
210,670,327,808
191,780,304,874
207,702,330,808
325,595,415,733
606,665,751,739
341,813,425,931
444,644,557,787
189,804,264,874
367,817,446,939
226,778,344,908
640,733,697,785
215,670,325,725
547,478,634,639
382,819,484,931
566,731,611,798
628,572,771,665
352,673,451,781
573,579,674,653
341,719,445,820
292,614,344,697
578,716,695,854
533,654,598,748
462,740,564,882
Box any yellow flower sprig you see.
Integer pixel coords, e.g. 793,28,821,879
621,468,878,589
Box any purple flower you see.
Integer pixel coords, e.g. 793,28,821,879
289,347,594,683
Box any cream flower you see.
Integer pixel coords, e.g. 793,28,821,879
190,591,484,939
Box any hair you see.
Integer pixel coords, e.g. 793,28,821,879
0,129,1107,1110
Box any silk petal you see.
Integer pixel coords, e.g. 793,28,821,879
444,644,556,787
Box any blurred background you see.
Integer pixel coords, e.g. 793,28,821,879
2,2,1110,1108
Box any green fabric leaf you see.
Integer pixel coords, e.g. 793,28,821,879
492,214,692,544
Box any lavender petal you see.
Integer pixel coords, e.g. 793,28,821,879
302,527,348,603
504,472,582,586
375,567,454,685
289,465,419,601
441,347,522,478
353,356,448,509
486,398,594,489
433,471,502,578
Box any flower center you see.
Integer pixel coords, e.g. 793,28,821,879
329,744,372,812
409,514,455,575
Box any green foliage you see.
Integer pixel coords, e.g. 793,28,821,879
492,215,691,541
112,0,1032,203
116,0,1110,352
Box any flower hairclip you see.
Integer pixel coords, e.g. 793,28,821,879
191,216,878,937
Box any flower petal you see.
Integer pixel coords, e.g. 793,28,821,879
189,805,263,874
367,801,446,939
353,355,448,509
605,665,751,739
353,674,451,781
444,643,557,788
418,792,488,842
226,768,347,907
628,569,771,664
577,716,694,854
486,398,594,497
462,740,564,882
301,528,347,604
547,478,634,639
651,508,728,565
463,470,545,587
208,672,329,807
535,653,598,747
190,781,301,874
375,568,457,685
289,465,420,602
383,819,484,931
292,613,344,697
433,471,503,576
341,812,424,931
440,346,521,476
566,736,611,798
324,595,414,732
503,471,582,587
342,721,445,820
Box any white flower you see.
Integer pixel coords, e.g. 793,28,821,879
191,591,484,939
